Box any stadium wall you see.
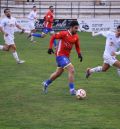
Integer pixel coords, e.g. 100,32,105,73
13,18,120,32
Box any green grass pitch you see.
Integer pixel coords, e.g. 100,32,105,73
0,32,120,129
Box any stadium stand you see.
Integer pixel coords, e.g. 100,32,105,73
0,0,120,19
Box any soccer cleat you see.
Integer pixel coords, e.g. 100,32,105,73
70,89,76,95
31,40,36,43
17,60,25,64
42,81,48,94
86,68,91,78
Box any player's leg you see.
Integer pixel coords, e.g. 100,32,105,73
85,55,117,78
86,63,110,78
65,63,76,95
28,22,37,42
113,60,120,68
50,67,64,80
113,60,120,76
56,56,76,95
31,28,48,38
0,36,11,51
0,43,23,63
10,44,25,64
0,44,9,51
42,56,71,93
31,32,46,38
117,68,120,76
4,36,23,63
30,29,36,42
42,67,64,93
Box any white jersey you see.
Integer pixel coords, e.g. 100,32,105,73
0,16,17,38
28,10,37,22
101,31,120,57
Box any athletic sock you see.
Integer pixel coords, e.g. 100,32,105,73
117,69,120,76
69,83,75,91
32,33,42,37
31,36,34,41
45,79,52,86
90,66,102,73
24,30,31,34
0,45,4,50
12,51,20,62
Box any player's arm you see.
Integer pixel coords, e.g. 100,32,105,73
34,13,39,22
115,51,120,55
15,20,25,32
75,38,83,62
0,21,8,36
48,32,65,54
16,24,24,30
0,26,5,35
92,31,110,37
112,51,120,56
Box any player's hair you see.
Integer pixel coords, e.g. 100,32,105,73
49,6,53,9
33,6,36,8
4,8,10,13
69,20,79,27
117,25,120,29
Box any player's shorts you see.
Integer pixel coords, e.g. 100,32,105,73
42,27,54,34
28,21,35,30
4,35,15,45
103,55,117,66
56,56,71,68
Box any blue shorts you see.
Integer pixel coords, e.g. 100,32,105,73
42,27,53,34
56,56,71,68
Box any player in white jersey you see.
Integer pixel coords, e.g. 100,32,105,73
27,6,38,42
86,25,120,78
0,8,25,64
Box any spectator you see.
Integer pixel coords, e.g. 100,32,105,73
27,0,34,2
95,0,101,5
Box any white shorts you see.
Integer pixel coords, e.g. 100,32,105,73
28,21,35,30
4,35,15,45
103,55,117,66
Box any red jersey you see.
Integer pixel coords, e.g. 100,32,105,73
49,30,81,57
44,10,54,29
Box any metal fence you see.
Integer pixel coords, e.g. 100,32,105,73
0,0,120,18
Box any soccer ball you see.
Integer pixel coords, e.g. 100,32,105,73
76,89,86,100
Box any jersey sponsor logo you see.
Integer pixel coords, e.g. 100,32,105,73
110,42,114,46
64,42,72,50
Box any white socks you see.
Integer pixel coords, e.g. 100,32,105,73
90,66,102,73
24,30,31,34
30,36,34,41
117,69,120,76
12,51,20,62
0,45,4,50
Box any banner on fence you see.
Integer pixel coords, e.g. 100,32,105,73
35,19,77,31
78,19,120,32
14,18,120,32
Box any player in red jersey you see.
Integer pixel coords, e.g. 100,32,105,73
43,6,54,32
28,6,57,46
42,21,83,95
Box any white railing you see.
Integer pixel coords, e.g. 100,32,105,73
0,0,120,19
